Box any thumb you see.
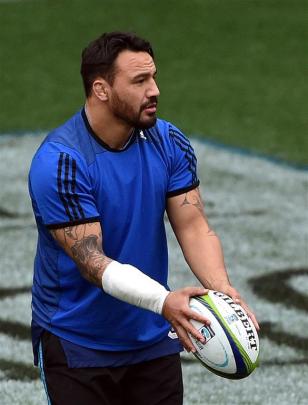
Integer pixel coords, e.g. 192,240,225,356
185,286,208,298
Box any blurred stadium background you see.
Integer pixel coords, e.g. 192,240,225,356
0,0,307,404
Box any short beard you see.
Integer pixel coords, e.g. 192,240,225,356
110,91,157,129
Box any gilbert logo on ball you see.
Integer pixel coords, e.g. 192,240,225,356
189,290,260,379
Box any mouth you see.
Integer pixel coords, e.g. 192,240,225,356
143,103,157,114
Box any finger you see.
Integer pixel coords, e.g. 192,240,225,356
180,318,207,343
247,311,260,331
224,289,260,331
235,300,260,332
236,299,248,312
174,324,197,353
187,308,211,326
238,301,252,319
231,293,242,304
184,286,209,298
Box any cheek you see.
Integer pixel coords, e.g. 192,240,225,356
127,92,145,113
120,89,139,104
123,84,145,101
129,88,144,103
112,84,145,113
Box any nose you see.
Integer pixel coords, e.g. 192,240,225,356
147,78,160,98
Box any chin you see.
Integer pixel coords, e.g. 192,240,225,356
138,116,157,129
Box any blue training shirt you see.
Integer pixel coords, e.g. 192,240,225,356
29,108,199,364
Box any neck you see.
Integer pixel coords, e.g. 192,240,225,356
85,99,134,150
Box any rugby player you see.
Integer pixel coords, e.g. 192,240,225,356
29,31,259,405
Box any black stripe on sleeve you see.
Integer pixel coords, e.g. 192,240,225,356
166,181,200,198
169,128,191,148
46,216,101,230
168,127,198,184
64,153,78,220
57,152,73,221
171,137,198,184
169,129,197,164
57,152,86,222
71,157,85,219
172,137,197,167
170,131,197,164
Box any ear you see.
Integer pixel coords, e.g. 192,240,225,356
92,78,110,101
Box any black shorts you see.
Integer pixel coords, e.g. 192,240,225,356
38,331,183,405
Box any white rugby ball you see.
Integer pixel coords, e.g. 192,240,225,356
189,290,259,379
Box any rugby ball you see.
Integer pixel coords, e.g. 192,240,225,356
189,290,259,379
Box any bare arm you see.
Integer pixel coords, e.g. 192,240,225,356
50,220,211,352
167,188,230,290
166,187,259,330
50,221,112,287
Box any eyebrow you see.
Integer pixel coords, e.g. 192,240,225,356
132,70,157,80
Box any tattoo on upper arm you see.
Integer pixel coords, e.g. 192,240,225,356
50,226,84,243
71,231,111,285
71,233,102,262
50,225,111,287
64,226,79,241
181,194,190,206
180,190,205,216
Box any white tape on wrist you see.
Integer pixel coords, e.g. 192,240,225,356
101,261,170,315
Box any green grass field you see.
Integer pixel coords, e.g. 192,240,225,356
0,0,307,164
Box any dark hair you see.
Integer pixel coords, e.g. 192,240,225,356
80,31,154,97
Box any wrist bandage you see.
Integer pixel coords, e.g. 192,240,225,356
102,261,170,315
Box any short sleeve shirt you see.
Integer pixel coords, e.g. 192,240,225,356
29,108,199,358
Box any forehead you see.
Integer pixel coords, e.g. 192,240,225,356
114,50,156,77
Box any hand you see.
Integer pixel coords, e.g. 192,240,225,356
218,284,260,331
162,286,210,352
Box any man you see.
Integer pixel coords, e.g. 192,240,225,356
29,31,259,405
